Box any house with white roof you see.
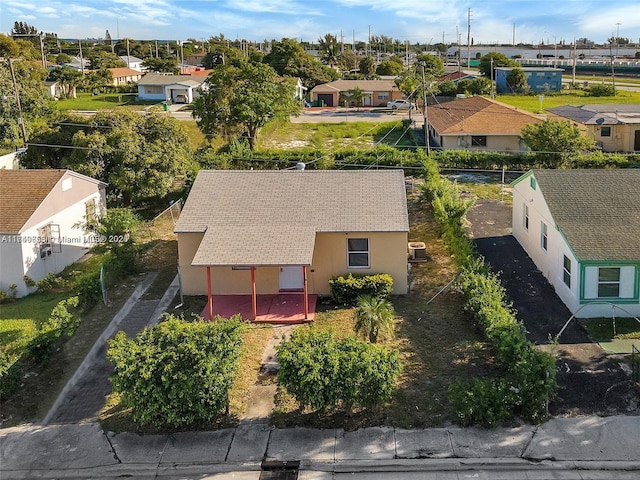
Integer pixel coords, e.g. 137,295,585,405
512,169,640,318
175,169,409,321
137,74,203,104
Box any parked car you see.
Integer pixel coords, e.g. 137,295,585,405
387,99,416,110
174,94,188,104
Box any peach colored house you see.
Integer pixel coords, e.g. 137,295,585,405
310,79,403,107
106,67,143,86
175,169,409,321
427,96,543,151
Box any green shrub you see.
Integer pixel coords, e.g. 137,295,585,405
23,275,36,288
27,296,80,364
36,272,70,292
0,353,23,400
276,329,401,413
107,315,245,428
449,378,515,427
76,273,102,308
588,84,616,97
354,295,395,343
329,273,394,305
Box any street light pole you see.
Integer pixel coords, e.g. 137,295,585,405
7,58,28,145
421,64,430,155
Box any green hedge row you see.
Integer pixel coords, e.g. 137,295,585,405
421,157,557,425
276,329,401,414
329,273,394,305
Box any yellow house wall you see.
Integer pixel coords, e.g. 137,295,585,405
178,231,409,296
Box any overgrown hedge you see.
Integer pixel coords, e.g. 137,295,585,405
107,315,245,428
277,329,401,414
329,273,394,305
421,156,557,425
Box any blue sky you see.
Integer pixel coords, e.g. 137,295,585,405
2,0,639,45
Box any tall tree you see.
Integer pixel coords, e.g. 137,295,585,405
49,66,84,98
23,111,193,206
358,55,376,79
263,38,338,90
506,67,528,93
521,119,595,167
416,53,445,77
88,51,126,70
0,59,52,145
193,61,301,149
318,33,340,68
141,57,179,74
479,52,516,78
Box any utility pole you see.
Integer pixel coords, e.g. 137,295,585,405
78,39,84,74
421,64,430,155
490,57,494,98
368,25,371,56
466,8,472,69
513,24,516,46
340,29,344,53
126,38,130,68
39,33,46,68
615,22,621,58
7,58,28,144
572,38,577,85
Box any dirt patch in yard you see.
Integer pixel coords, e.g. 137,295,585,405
466,198,640,417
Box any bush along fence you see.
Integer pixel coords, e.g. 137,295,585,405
420,156,557,426
193,143,640,176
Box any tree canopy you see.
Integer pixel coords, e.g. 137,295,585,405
22,110,193,206
506,67,528,93
0,59,52,146
520,119,595,167
192,61,301,148
263,38,338,90
478,52,517,78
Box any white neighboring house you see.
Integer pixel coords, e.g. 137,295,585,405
137,74,203,104
119,55,145,72
0,169,107,297
0,149,25,169
512,169,640,318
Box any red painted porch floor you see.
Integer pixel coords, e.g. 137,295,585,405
201,294,317,323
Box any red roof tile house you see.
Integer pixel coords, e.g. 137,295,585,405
427,96,543,151
0,170,106,297
310,79,403,107
175,169,409,321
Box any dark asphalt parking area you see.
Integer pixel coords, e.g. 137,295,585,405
466,199,638,416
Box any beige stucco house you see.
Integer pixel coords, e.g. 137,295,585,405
512,169,640,318
547,104,640,152
427,96,543,151
0,169,107,297
310,79,403,107
175,169,409,320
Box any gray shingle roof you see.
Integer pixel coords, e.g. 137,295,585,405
548,104,640,125
532,169,640,261
176,170,409,266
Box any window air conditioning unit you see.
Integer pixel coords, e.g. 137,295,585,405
408,241,427,260
40,243,52,258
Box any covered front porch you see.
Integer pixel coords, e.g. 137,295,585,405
200,293,317,323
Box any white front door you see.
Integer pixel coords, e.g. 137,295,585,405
279,266,303,290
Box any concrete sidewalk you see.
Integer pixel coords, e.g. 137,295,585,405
1,416,639,478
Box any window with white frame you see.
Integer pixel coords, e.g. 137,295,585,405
347,238,369,268
563,255,571,287
523,204,529,231
377,92,389,100
540,221,548,251
597,267,620,298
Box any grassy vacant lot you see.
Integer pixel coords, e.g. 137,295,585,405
258,119,417,151
498,89,640,114
272,192,501,429
55,92,156,111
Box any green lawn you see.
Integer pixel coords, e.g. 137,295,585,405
55,92,157,111
581,317,640,340
497,90,640,114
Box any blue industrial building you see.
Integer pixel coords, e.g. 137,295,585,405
495,67,563,93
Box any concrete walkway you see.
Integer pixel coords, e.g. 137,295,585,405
43,273,180,425
2,416,640,478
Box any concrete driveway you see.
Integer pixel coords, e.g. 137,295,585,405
466,199,637,416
